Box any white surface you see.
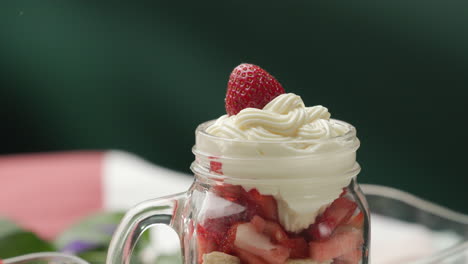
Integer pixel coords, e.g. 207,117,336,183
102,150,193,210
102,150,193,260
371,214,461,264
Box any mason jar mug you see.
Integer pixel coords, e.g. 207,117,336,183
106,120,370,264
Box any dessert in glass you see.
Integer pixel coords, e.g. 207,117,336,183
106,63,369,264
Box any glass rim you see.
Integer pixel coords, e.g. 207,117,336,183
195,118,358,145
191,160,361,183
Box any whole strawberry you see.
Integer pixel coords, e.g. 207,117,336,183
225,63,285,116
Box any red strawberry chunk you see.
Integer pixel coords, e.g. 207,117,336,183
250,215,305,258
219,223,241,254
251,215,267,233
250,215,289,244
309,228,363,263
281,237,309,259
202,212,252,246
246,188,279,221
212,184,248,204
234,222,290,264
197,224,217,263
225,63,285,116
209,160,222,174
263,220,288,243
212,185,278,223
307,197,358,241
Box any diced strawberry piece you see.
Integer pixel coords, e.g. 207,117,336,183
251,215,266,233
211,186,278,223
234,222,290,264
219,223,241,254
212,184,248,204
263,220,288,243
209,156,223,174
281,237,309,259
251,215,302,257
309,228,363,263
233,247,269,264
334,249,363,264
210,161,223,174
251,215,289,245
307,197,358,241
347,211,364,229
246,189,279,221
202,213,251,246
197,224,217,263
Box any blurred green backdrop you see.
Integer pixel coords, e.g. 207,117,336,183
1,1,467,213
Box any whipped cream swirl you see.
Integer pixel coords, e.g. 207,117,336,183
207,93,349,146
199,93,360,232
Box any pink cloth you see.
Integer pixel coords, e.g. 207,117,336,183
0,151,104,239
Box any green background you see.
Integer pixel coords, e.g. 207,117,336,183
1,1,467,213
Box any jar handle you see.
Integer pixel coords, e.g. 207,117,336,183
106,192,187,264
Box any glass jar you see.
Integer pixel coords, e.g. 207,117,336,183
107,119,370,264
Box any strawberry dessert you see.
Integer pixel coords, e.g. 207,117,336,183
192,63,367,264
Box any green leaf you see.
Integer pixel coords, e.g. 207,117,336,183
0,218,54,258
0,231,55,258
54,211,153,263
78,250,108,264
54,211,125,252
0,218,21,236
